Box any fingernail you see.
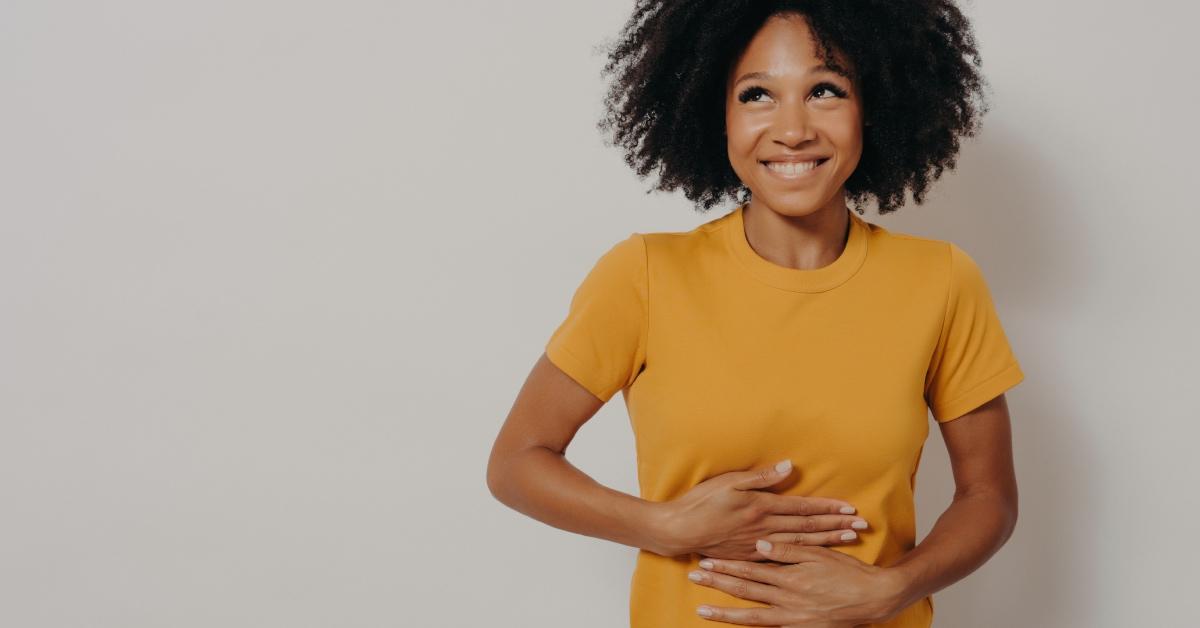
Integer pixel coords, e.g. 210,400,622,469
851,520,868,529
840,505,856,514
841,531,857,541
688,570,704,582
698,559,714,569
775,459,792,474
756,539,772,553
697,606,714,617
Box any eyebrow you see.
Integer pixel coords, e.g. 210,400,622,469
733,65,849,86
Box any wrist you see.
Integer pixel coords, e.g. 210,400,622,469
878,564,921,619
644,500,687,557
869,565,920,622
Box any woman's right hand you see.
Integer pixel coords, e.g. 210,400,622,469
652,459,869,560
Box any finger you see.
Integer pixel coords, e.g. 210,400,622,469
729,459,794,491
764,514,869,534
755,539,822,563
763,493,858,516
688,568,782,606
765,528,860,546
697,557,785,587
695,603,781,625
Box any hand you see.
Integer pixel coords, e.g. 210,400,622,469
685,540,911,627
652,460,870,560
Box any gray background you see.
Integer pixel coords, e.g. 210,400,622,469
2,0,1197,626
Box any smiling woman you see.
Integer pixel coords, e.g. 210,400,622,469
596,0,987,216
725,17,864,219
487,2,1021,628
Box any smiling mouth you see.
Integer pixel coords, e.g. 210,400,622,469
760,158,829,178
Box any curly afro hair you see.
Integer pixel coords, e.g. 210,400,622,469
595,0,990,215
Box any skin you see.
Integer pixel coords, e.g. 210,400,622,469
725,12,865,273
486,353,867,560
687,394,1018,625
488,10,1018,626
682,14,1020,625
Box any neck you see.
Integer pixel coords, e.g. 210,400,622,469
741,198,851,271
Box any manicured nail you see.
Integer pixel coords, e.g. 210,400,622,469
840,505,856,514
756,539,772,553
698,559,714,569
697,606,714,617
841,531,857,541
775,459,792,474
851,520,868,529
688,570,704,582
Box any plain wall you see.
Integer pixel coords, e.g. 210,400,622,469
2,1,1197,626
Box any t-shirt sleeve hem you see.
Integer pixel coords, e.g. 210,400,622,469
930,360,1025,423
545,340,614,403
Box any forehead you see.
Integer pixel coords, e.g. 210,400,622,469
728,14,852,82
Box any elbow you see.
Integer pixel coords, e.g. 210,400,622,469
955,485,1019,545
487,446,524,504
991,491,1020,546
996,481,1019,543
486,472,507,504
1004,494,1019,542
488,445,554,507
486,451,508,502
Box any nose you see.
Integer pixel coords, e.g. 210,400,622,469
772,100,817,147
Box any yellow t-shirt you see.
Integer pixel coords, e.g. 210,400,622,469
544,203,1024,628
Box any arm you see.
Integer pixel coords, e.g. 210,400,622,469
490,352,876,570
486,353,674,556
882,392,1019,613
682,393,1019,625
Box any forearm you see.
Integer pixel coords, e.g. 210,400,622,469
488,446,671,556
882,490,1017,613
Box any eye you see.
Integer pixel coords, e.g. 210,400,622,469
812,82,849,99
736,85,769,103
736,82,849,104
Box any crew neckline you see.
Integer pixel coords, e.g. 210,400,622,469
724,203,869,293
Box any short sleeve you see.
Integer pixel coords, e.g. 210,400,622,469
544,233,648,403
924,243,1025,423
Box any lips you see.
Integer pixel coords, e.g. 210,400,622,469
760,156,830,163
760,157,829,179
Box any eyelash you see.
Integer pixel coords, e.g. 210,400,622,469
736,82,848,103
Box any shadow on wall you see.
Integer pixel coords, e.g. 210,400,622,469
883,115,1101,627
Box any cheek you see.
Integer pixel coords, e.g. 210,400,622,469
843,133,864,171
724,123,760,174
725,103,768,142
724,117,754,152
828,117,864,168
834,110,864,149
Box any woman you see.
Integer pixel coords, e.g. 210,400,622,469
487,1,1023,626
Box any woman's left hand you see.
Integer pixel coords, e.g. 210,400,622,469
686,539,911,626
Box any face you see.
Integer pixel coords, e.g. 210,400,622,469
725,13,864,218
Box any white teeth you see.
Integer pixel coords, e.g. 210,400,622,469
765,160,823,175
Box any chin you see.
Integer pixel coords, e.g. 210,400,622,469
751,191,834,217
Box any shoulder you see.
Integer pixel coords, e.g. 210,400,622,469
868,228,1001,316
636,208,738,264
865,221,953,259
579,232,647,293
865,218,992,270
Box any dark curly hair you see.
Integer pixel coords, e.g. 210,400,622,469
595,0,990,214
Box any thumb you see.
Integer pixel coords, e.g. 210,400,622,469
730,459,793,491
